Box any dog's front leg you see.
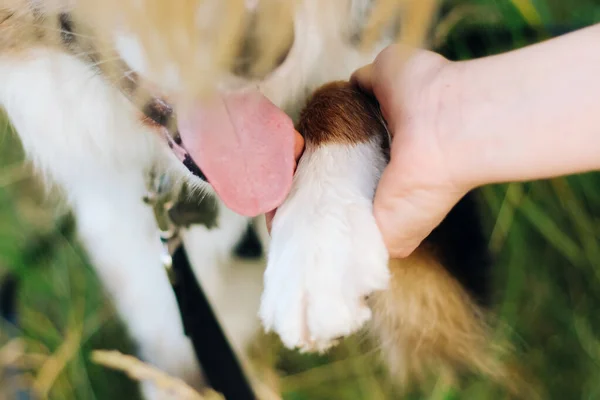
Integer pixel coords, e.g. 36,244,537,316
0,50,204,398
259,82,390,352
70,177,206,392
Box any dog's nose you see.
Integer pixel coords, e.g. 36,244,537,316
231,17,294,80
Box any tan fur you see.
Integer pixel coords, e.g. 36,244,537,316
68,0,433,98
370,248,504,387
1,0,439,114
369,249,541,397
1,1,54,53
73,0,298,98
1,0,440,88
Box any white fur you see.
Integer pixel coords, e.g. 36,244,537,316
0,1,395,398
259,140,390,352
0,49,204,396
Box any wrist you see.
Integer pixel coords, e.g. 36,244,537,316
432,24,600,190
427,59,481,193
432,55,529,191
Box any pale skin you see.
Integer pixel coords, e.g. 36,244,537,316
350,23,600,258
268,23,600,258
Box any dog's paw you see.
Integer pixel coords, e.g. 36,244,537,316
259,144,389,352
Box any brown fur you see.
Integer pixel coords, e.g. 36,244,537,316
297,81,387,146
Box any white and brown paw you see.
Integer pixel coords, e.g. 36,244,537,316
259,142,389,352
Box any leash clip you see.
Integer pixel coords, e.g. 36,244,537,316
143,171,181,283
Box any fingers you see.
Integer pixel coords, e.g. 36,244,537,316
350,63,374,93
350,46,406,136
350,43,410,93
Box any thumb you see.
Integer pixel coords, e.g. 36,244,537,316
350,63,374,93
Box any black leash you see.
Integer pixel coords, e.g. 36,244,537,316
170,243,257,400
145,174,258,400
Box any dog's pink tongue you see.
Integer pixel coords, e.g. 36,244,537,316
177,90,295,217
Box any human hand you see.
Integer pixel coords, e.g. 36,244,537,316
351,44,471,258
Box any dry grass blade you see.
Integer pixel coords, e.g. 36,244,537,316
488,183,524,254
251,378,283,400
32,326,82,398
509,0,542,25
91,350,223,400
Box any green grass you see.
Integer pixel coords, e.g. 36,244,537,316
2,1,600,399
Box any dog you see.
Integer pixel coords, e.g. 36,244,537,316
1,0,518,398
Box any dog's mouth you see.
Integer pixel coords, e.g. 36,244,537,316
133,78,297,218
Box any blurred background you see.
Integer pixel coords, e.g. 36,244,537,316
2,0,600,399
